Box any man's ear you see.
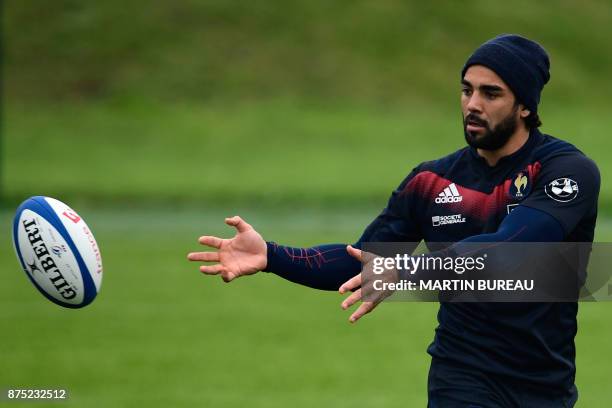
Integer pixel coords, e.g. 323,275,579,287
520,106,531,118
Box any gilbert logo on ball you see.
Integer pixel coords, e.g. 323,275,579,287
12,196,103,308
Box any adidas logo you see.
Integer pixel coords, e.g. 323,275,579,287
435,183,463,204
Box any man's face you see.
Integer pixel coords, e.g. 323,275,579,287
461,65,522,150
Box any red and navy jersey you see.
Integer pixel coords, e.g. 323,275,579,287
358,128,600,390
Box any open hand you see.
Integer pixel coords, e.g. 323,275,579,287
340,245,398,323
187,216,267,282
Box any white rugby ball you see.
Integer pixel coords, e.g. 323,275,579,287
12,196,103,308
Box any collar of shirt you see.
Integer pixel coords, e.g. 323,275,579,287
468,128,544,171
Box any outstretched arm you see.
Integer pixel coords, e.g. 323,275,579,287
188,194,420,290
187,215,360,287
265,242,360,290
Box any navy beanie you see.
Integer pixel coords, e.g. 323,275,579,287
461,34,550,113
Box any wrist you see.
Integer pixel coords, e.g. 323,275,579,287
264,241,278,273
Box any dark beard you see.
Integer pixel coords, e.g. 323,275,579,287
463,107,519,151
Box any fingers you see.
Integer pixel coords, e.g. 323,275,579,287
339,273,361,294
198,215,250,248
341,288,362,310
346,245,363,262
199,264,224,275
221,271,237,283
349,302,375,323
197,264,236,284
199,235,223,249
187,252,220,262
339,271,380,323
225,216,252,233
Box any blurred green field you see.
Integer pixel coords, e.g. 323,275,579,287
1,209,611,407
3,1,612,210
4,102,612,211
5,1,612,107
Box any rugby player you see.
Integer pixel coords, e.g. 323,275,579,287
188,34,599,407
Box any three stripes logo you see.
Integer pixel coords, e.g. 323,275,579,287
435,183,463,204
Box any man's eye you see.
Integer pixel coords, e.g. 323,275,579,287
485,92,499,99
462,88,472,96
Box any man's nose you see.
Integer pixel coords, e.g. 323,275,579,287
466,93,483,113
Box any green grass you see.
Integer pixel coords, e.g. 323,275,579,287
1,209,612,407
4,101,612,212
4,1,612,107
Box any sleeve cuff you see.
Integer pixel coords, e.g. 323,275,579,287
265,241,279,273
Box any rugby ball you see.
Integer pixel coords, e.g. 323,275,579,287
12,196,103,308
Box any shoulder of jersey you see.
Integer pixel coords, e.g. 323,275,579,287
532,134,583,161
417,146,470,175
533,134,600,188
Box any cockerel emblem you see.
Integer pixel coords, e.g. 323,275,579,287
514,173,528,195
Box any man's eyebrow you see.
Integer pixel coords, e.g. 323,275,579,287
461,80,504,93
480,84,504,93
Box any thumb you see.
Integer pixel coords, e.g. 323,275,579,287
222,271,237,283
346,245,363,262
225,216,252,233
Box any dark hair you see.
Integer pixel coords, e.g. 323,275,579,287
523,112,542,128
512,99,542,129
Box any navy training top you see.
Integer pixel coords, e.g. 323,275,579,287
356,128,600,390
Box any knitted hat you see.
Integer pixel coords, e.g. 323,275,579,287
461,34,550,113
